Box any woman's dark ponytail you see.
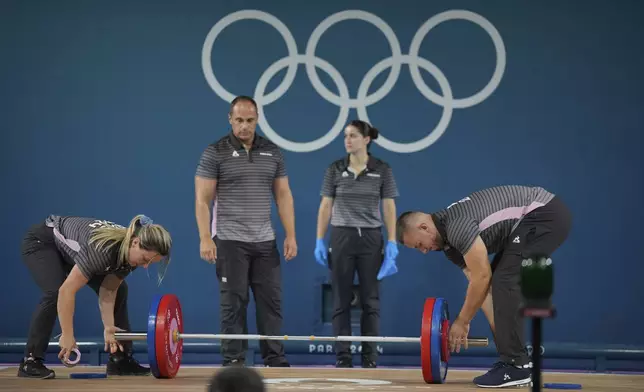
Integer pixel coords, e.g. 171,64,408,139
368,127,379,140
348,120,379,148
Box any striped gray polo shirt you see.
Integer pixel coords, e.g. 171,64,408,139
45,215,135,280
431,185,555,268
321,155,399,228
195,131,287,242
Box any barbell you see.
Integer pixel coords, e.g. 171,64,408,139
80,294,487,384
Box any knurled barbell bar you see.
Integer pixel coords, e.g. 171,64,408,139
66,294,489,384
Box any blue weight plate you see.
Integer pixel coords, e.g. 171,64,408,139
431,297,449,383
147,294,164,378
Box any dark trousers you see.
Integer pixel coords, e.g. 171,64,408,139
214,236,285,365
490,196,572,366
20,223,132,360
328,226,383,362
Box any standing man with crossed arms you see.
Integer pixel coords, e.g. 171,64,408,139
194,96,297,367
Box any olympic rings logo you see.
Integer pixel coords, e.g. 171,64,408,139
201,10,506,153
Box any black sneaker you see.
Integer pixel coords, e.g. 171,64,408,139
265,358,290,367
361,358,377,368
335,357,353,368
473,361,532,388
17,357,55,379
222,359,245,367
106,353,150,376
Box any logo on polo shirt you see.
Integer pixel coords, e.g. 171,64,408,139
232,151,239,157
260,152,273,157
366,173,380,177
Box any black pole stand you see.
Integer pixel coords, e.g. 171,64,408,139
532,316,542,391
521,303,556,392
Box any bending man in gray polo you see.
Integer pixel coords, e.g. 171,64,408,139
194,96,297,367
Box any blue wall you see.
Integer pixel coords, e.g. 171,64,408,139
2,0,643,362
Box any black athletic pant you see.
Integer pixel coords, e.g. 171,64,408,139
214,236,285,365
328,226,383,362
490,196,572,366
20,223,132,360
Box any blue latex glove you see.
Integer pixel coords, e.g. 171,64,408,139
314,239,328,266
377,256,398,280
378,241,399,280
384,241,399,260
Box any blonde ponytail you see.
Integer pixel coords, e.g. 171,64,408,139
89,214,170,269
118,214,148,266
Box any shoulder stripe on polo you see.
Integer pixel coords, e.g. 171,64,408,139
436,185,555,259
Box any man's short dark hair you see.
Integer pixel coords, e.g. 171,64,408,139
208,367,265,392
396,211,421,243
229,95,258,115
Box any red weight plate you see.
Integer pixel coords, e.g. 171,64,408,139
441,318,450,362
420,297,436,383
154,294,184,378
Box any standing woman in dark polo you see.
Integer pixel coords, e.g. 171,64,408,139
314,120,400,368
